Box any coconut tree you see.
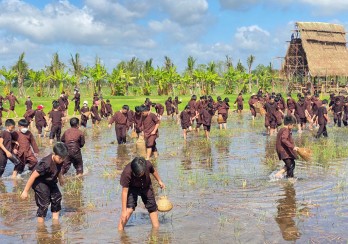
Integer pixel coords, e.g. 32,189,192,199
12,52,29,97
247,55,255,93
70,53,84,88
185,56,196,94
141,58,154,95
47,53,66,96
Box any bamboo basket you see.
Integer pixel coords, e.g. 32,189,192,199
217,114,225,123
259,107,266,116
297,148,312,162
136,135,146,157
83,111,91,117
157,195,173,212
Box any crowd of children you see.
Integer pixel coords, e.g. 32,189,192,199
0,87,341,230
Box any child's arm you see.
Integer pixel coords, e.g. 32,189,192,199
21,170,40,199
120,187,129,221
152,169,165,189
324,113,330,123
0,138,12,158
58,172,64,186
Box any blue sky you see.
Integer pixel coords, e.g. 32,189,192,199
0,0,347,72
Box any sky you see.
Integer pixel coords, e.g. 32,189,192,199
0,0,347,72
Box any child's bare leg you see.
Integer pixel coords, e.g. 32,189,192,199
149,211,159,229
49,139,53,145
298,124,302,133
12,170,18,179
14,110,18,118
146,148,152,160
275,168,286,178
52,212,60,220
37,217,45,223
183,129,187,140
205,130,209,139
219,124,222,130
118,208,134,231
223,123,227,129
153,151,158,158
270,128,275,136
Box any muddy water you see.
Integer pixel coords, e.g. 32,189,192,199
1,114,348,243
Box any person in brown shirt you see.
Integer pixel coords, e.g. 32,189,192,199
58,92,67,115
248,95,258,120
49,101,65,145
5,91,19,118
154,103,164,120
173,96,182,119
140,105,160,160
24,108,36,124
234,93,244,113
294,97,307,133
105,99,113,118
90,100,101,128
93,93,99,104
180,105,192,140
329,97,343,127
201,103,215,139
61,118,85,176
71,88,80,116
80,101,90,128
195,96,205,132
108,105,129,145
133,106,143,136
0,119,16,177
188,95,198,125
286,94,296,115
264,96,279,136
313,99,329,138
11,119,39,178
165,97,174,117
275,115,299,178
20,142,68,223
100,96,107,118
118,157,165,231
34,105,47,137
343,98,348,126
25,96,33,111
0,104,9,127
215,96,229,130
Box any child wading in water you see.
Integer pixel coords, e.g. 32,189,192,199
118,157,165,231
275,115,299,179
21,143,68,223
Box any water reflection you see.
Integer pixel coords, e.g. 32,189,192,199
36,221,63,244
275,183,301,241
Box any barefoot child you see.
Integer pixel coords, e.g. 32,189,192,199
0,119,16,177
141,105,160,160
6,91,19,118
118,157,165,231
61,118,85,176
201,103,215,139
180,105,191,140
20,142,68,223
108,105,130,145
49,101,65,145
12,119,39,178
313,99,329,138
275,115,299,178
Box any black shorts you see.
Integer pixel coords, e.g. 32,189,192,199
127,186,157,213
203,125,211,131
33,182,62,217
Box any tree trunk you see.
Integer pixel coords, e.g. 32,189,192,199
18,76,25,98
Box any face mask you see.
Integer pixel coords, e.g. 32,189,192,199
21,128,29,134
74,91,77,94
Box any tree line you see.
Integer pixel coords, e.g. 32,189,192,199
0,52,278,98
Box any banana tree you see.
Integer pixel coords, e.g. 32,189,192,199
0,67,16,95
90,58,108,94
28,69,48,97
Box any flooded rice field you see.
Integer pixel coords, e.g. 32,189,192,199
1,113,348,243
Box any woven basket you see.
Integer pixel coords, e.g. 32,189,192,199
297,148,312,162
83,111,91,117
157,196,173,212
259,107,266,116
254,102,263,109
136,135,146,157
217,114,225,123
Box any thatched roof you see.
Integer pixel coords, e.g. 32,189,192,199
296,22,348,77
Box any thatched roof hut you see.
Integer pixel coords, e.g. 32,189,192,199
283,22,348,79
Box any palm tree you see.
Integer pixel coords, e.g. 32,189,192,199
12,52,29,97
185,56,196,94
141,58,154,95
70,53,84,88
247,55,255,93
225,55,233,69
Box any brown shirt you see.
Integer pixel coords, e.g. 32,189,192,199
35,110,47,125
188,100,197,115
6,95,19,107
80,106,89,120
141,113,159,137
295,102,306,119
216,101,229,114
287,98,296,110
0,130,12,155
61,127,85,152
25,100,33,110
34,154,62,185
165,100,173,113
133,113,142,131
235,96,244,105
276,128,297,160
180,110,191,127
155,103,164,116
120,160,155,189
317,106,328,125
105,104,113,114
49,110,64,126
109,111,128,125
201,108,214,126
12,130,39,156
58,97,66,111
90,105,100,118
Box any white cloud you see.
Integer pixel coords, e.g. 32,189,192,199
161,0,209,26
219,0,261,11
234,25,270,51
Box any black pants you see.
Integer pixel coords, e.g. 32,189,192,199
74,102,80,112
334,113,342,127
115,124,127,144
126,186,157,213
283,158,295,178
0,153,7,177
343,113,348,126
33,182,62,217
50,125,62,141
62,150,83,175
316,123,328,138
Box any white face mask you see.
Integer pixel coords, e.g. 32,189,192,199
74,91,77,94
21,128,29,134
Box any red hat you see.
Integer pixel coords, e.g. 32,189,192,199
37,105,44,110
